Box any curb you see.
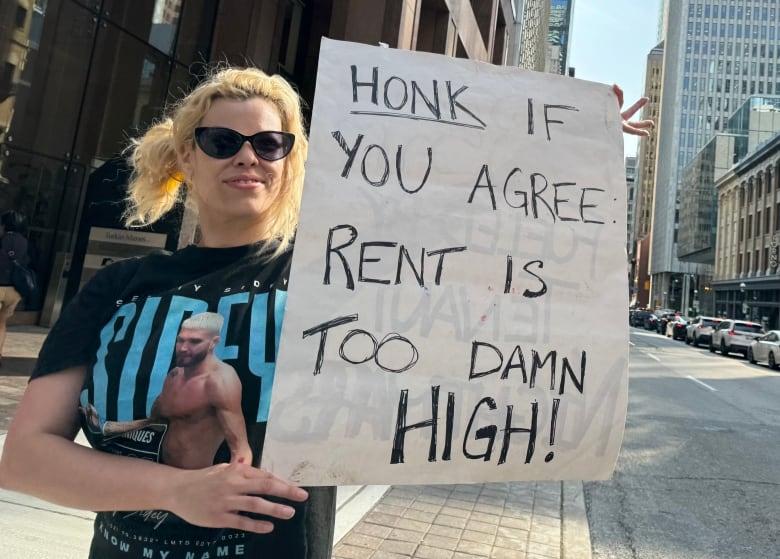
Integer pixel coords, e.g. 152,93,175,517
561,481,592,559
334,485,390,543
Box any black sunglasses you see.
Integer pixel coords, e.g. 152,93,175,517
194,127,295,161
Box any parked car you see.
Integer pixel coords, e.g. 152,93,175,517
710,319,765,357
644,313,660,331
747,330,780,369
665,316,689,340
656,312,678,334
685,316,722,347
631,310,652,328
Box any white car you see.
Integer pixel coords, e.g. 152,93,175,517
710,319,765,357
685,316,722,347
748,330,780,369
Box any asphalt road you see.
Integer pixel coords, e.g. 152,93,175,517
584,327,780,559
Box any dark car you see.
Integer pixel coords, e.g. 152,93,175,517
644,313,659,330
665,316,688,340
656,312,678,334
631,310,652,328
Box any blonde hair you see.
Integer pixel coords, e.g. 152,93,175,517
124,66,308,257
181,312,224,335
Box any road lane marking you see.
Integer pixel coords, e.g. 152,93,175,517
647,353,661,362
686,375,717,392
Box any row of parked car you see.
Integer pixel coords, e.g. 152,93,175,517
629,309,780,369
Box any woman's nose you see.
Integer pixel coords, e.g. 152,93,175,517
233,140,260,165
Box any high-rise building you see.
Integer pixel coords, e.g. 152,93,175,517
630,33,664,311
518,0,550,71
633,42,664,245
517,0,574,75
626,155,638,304
650,0,780,309
546,0,574,75
626,155,638,252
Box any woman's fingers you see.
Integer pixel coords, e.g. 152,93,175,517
235,464,309,503
623,119,655,137
621,97,649,121
168,463,309,533
612,84,624,108
613,84,654,137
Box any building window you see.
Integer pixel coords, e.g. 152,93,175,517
15,6,27,28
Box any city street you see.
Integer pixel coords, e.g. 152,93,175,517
585,327,780,559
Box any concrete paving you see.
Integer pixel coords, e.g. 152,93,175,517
0,326,591,558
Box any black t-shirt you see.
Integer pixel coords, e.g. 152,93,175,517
32,240,335,559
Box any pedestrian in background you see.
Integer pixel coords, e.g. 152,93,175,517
0,210,30,367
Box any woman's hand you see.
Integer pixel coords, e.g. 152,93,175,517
613,84,654,137
168,461,309,534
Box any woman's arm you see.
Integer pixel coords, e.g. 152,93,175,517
0,366,307,534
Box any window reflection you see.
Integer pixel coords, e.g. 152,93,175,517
74,21,171,165
174,0,216,65
102,0,180,54
1,0,94,158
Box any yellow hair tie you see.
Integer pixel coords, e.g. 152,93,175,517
163,172,184,194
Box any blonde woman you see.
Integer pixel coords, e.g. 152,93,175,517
0,67,334,558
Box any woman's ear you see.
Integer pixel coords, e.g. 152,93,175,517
177,144,195,184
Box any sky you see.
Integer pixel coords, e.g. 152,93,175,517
568,0,662,157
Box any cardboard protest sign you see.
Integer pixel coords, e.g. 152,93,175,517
263,38,628,485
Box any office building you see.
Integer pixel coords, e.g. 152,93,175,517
630,42,663,310
650,0,780,309
545,0,574,75
517,0,574,75
0,0,520,326
712,98,780,325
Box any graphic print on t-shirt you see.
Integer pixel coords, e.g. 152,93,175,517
81,311,254,469
79,274,287,469
76,267,288,558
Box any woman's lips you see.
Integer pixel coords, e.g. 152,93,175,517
225,176,263,189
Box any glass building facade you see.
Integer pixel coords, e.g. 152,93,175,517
546,0,573,75
1,0,518,325
678,94,780,263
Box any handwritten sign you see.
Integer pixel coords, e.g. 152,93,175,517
263,38,628,485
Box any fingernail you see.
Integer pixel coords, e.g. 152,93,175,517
296,488,309,500
283,506,296,519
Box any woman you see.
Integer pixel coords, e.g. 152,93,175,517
0,67,334,558
0,210,31,366
0,63,651,558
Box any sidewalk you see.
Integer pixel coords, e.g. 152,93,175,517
0,326,591,558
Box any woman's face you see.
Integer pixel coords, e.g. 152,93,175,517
179,97,287,233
